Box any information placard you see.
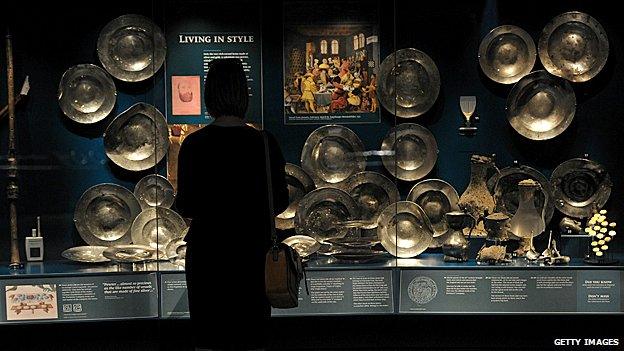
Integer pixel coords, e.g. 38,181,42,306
399,270,622,313
272,269,394,316
165,0,263,125
160,273,190,319
0,274,158,323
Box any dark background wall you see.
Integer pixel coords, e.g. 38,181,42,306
1,0,623,262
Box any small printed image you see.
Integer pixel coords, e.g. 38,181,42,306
5,284,59,321
172,76,202,115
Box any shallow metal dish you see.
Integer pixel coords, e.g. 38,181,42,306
282,235,321,258
58,64,116,124
380,123,438,181
379,48,440,118
539,11,609,82
131,207,188,252
62,246,110,263
506,70,576,140
551,158,612,218
340,171,400,229
134,174,175,210
103,244,158,263
276,164,315,230
104,103,169,171
97,14,166,82
407,179,460,237
494,165,555,224
326,236,380,249
295,187,360,243
165,238,186,261
166,238,186,267
74,183,141,247
301,125,366,187
377,201,434,258
478,25,536,84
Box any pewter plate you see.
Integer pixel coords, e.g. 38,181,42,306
479,25,536,84
104,103,169,171
539,11,609,82
506,70,576,140
494,165,555,225
407,179,460,237
276,164,315,230
62,246,110,263
134,174,175,210
103,244,157,263
97,14,166,82
381,123,438,181
131,207,188,252
340,171,400,229
326,236,380,249
165,238,186,260
301,125,366,187
551,158,612,218
74,183,141,247
295,187,360,243
377,201,434,258
379,48,440,118
58,64,116,124
282,235,321,258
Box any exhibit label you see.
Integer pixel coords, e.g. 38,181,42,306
165,1,263,124
272,269,394,316
0,274,158,323
160,272,190,319
399,269,622,313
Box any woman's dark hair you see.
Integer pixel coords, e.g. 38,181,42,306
204,58,249,118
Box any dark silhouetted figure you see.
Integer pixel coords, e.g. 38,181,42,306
176,58,289,350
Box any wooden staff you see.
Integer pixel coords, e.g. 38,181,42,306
6,29,22,268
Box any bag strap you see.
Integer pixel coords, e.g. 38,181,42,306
262,131,278,249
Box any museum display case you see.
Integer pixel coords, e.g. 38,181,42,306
1,0,623,326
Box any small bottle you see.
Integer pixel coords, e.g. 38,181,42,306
25,217,44,261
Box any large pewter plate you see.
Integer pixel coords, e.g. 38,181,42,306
379,48,440,118
539,11,609,82
551,158,612,219
104,103,169,171
295,187,360,243
381,123,438,181
74,183,141,247
97,14,166,82
131,207,188,252
506,70,576,140
407,179,460,237
478,25,536,84
377,201,433,258
340,171,400,229
301,125,366,187
276,164,315,230
134,174,175,210
62,246,110,263
58,64,116,124
494,165,555,224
